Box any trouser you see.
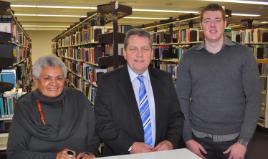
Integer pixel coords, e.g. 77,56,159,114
193,135,249,159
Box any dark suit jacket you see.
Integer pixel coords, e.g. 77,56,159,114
95,65,184,156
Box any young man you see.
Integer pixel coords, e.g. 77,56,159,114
176,3,261,159
95,28,184,156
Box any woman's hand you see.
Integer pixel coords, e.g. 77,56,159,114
56,149,76,159
76,152,95,159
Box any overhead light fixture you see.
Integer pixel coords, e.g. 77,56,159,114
15,13,86,18
232,13,260,17
11,4,198,14
15,13,167,20
22,25,69,28
11,4,96,9
203,0,268,5
124,16,169,20
261,21,268,24
24,28,66,31
133,9,198,14
12,4,260,18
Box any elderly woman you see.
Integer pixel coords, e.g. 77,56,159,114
7,55,99,159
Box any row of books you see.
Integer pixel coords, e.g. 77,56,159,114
0,22,30,47
67,73,82,90
58,26,105,47
159,63,178,80
153,46,187,60
151,28,201,44
0,89,26,119
64,61,83,77
105,44,124,56
0,69,16,88
59,46,104,65
82,63,107,83
58,44,124,65
0,13,32,76
56,25,132,48
249,46,268,60
65,60,108,83
1,67,31,92
67,74,97,104
16,60,32,92
0,43,31,65
231,28,268,44
82,82,97,105
0,91,16,118
66,62,108,104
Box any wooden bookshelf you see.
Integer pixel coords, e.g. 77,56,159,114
0,1,32,149
52,1,132,105
139,14,201,79
231,26,268,128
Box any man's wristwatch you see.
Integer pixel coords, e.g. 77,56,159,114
238,139,248,147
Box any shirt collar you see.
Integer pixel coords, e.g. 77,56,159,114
127,65,149,82
195,36,236,51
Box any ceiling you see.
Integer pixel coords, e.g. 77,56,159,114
4,0,268,31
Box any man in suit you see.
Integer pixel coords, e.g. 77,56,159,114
95,28,184,156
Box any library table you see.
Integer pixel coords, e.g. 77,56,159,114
97,148,201,159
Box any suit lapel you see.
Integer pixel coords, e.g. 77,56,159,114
149,68,163,144
117,66,144,134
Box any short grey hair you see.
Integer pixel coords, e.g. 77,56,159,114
124,28,152,50
32,55,67,79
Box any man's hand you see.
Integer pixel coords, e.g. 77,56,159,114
130,142,153,154
223,142,247,159
153,140,173,151
186,139,207,159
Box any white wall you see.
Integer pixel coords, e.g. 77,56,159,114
27,30,61,63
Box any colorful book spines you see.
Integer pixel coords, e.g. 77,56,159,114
0,92,17,118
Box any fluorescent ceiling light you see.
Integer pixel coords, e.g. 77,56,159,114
15,13,86,18
11,4,198,14
261,21,268,24
124,16,168,20
11,4,96,9
24,28,66,31
15,13,167,20
22,25,69,28
232,13,260,17
133,9,198,14
12,4,261,18
15,13,258,19
203,0,268,5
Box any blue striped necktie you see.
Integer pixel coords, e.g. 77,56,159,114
137,75,153,146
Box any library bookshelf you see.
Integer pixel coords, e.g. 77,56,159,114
0,0,32,151
52,1,132,105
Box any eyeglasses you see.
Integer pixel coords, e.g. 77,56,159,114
202,18,223,24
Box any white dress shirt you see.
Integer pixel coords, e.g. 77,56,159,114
127,65,156,147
